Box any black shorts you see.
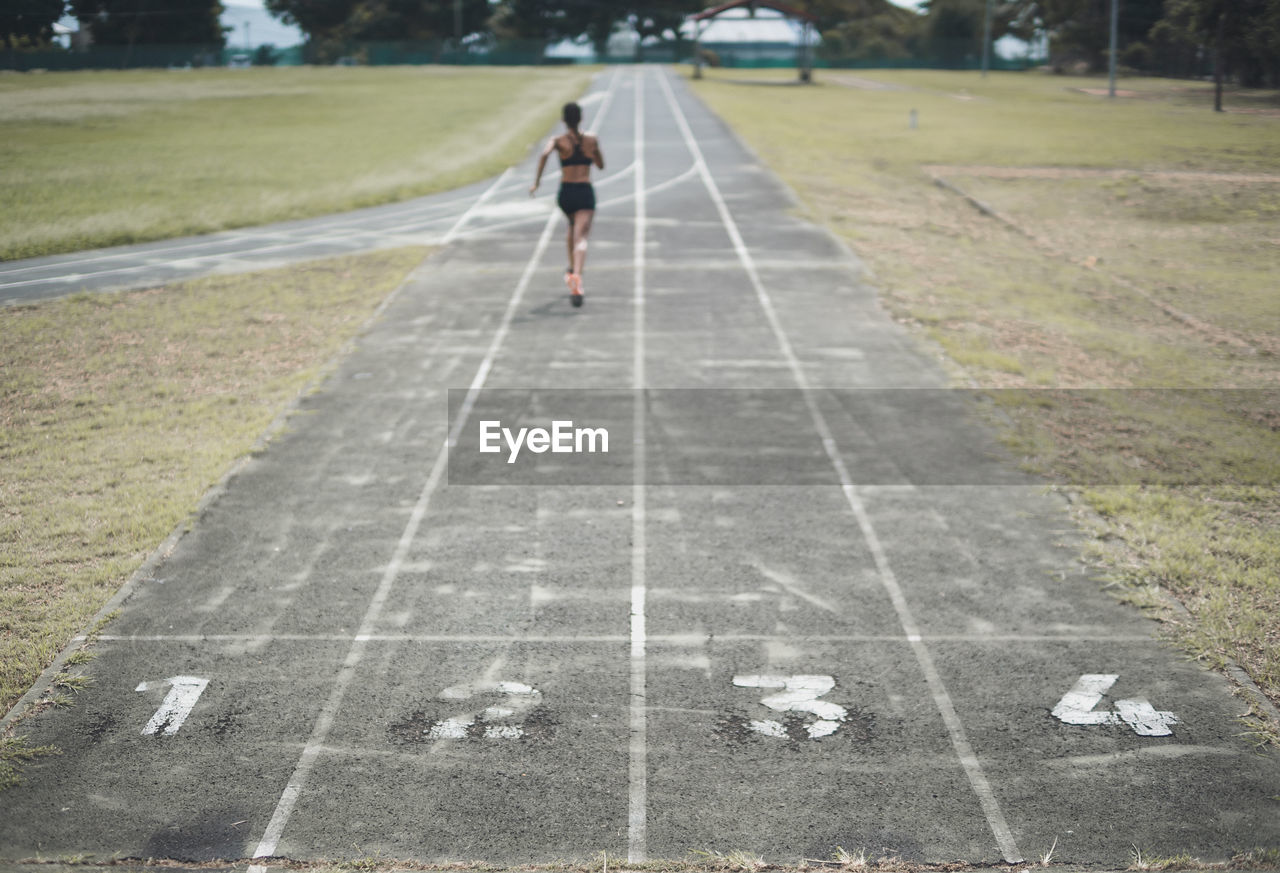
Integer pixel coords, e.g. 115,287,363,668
557,182,595,219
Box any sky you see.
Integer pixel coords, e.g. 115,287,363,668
220,0,305,49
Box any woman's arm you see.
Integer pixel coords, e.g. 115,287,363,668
530,137,557,195
591,136,604,170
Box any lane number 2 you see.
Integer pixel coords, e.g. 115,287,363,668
426,681,542,739
733,674,848,739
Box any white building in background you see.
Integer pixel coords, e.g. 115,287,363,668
544,5,817,61
679,6,813,47
681,6,818,65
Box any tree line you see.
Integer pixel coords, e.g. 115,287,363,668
4,0,1278,88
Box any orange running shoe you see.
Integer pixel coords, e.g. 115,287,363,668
568,272,584,307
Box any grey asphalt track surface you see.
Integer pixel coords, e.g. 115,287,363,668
3,67,1278,868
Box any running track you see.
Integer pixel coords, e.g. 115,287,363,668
3,67,1277,867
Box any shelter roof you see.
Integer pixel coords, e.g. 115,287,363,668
692,0,817,24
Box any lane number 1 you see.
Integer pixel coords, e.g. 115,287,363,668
136,676,209,736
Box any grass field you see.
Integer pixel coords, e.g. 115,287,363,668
0,248,428,740
0,65,591,261
692,68,1280,739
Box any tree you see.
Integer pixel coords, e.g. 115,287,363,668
69,0,225,45
491,0,699,57
1152,0,1280,108
343,0,492,40
809,0,923,62
2,0,65,50
263,0,357,42
489,0,614,49
919,0,1022,67
268,0,492,46
631,0,702,58
1010,0,1166,71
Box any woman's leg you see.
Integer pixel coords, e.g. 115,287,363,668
571,209,594,279
565,220,575,275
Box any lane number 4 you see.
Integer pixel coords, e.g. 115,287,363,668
1052,674,1178,737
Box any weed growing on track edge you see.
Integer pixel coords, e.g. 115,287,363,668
0,736,60,789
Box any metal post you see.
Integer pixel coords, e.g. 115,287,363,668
981,0,992,76
799,20,811,82
1108,0,1118,97
693,19,702,79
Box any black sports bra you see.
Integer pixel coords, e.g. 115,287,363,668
560,132,592,168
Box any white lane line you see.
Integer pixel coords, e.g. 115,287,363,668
0,224,427,291
444,163,697,244
654,69,1025,865
629,65,649,866
247,66,624,862
2,159,668,298
81,631,1156,644
441,167,514,245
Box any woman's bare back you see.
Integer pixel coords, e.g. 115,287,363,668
555,132,603,182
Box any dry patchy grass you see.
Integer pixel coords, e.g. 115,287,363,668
0,247,428,725
0,65,591,260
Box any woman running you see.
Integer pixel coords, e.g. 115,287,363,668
530,102,604,307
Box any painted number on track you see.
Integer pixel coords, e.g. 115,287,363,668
427,681,542,739
1052,674,1178,737
136,676,209,736
733,674,848,739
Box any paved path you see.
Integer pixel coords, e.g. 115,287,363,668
3,68,1277,868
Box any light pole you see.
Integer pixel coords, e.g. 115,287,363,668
1108,0,1119,97
981,0,992,76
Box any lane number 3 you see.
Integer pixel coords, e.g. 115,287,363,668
733,674,848,739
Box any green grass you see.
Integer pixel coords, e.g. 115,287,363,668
0,736,60,790
0,65,591,261
693,67,1280,738
0,247,428,729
